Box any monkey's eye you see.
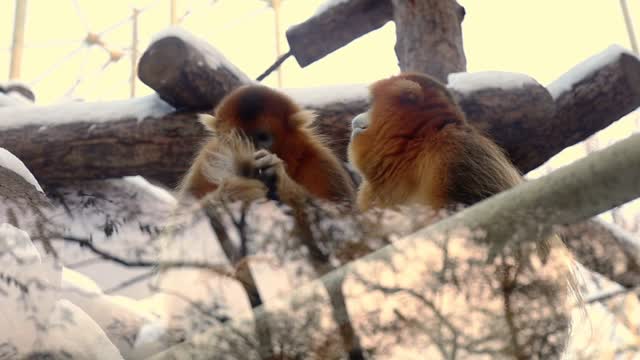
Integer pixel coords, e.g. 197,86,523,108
252,131,273,150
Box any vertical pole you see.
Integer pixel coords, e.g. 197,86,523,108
170,0,178,25
272,0,283,87
131,8,139,98
9,0,28,80
620,0,638,54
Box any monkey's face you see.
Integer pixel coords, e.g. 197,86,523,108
213,85,304,152
348,72,464,181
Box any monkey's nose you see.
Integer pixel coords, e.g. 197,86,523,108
352,112,370,130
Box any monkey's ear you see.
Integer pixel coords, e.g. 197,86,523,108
391,79,423,104
371,77,423,105
289,110,315,128
197,114,217,131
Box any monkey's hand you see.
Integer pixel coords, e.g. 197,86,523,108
253,149,286,201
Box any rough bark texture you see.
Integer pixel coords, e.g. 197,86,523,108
138,36,248,111
450,82,556,174
391,0,466,82
285,0,392,67
564,219,640,288
0,113,202,190
542,52,640,173
0,166,51,250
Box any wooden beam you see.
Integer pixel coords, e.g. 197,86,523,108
138,29,250,111
285,0,392,67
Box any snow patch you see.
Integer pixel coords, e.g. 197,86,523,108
282,83,368,107
315,0,351,15
0,94,174,131
0,147,43,192
548,45,635,99
0,93,30,107
447,71,537,94
124,176,177,205
151,27,251,83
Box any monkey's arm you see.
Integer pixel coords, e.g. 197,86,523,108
355,181,376,211
177,136,269,203
293,152,356,205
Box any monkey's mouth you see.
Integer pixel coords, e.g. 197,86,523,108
351,112,370,139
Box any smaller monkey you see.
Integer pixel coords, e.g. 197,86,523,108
178,85,355,207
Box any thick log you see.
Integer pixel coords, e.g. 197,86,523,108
391,0,466,82
0,111,200,190
539,46,640,173
138,27,250,111
2,48,639,190
448,72,557,173
285,0,392,67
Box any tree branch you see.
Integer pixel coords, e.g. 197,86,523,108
285,0,393,67
147,131,640,359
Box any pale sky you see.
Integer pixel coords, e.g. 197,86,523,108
1,0,638,104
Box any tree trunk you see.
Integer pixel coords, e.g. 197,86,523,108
391,0,466,82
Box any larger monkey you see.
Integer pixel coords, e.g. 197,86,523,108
348,72,578,358
348,72,522,211
178,84,355,206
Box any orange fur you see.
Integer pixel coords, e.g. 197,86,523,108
179,85,355,205
348,72,521,211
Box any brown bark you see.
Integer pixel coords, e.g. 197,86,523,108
2,49,639,191
564,219,640,288
138,34,249,111
0,113,203,190
285,0,392,67
450,79,556,174
391,0,466,82
542,51,640,173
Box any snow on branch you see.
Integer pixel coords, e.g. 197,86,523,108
150,132,640,359
138,27,251,111
0,148,42,192
543,46,640,173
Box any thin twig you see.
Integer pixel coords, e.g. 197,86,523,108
256,51,292,82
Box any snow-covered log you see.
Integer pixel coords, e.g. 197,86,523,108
1,48,638,189
138,27,251,111
448,71,556,172
0,147,49,241
285,0,393,67
540,46,640,173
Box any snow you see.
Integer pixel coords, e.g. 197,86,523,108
548,45,635,99
0,94,174,131
151,27,252,84
447,71,538,94
314,0,351,15
124,176,177,205
0,147,43,192
282,83,369,107
0,93,31,107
